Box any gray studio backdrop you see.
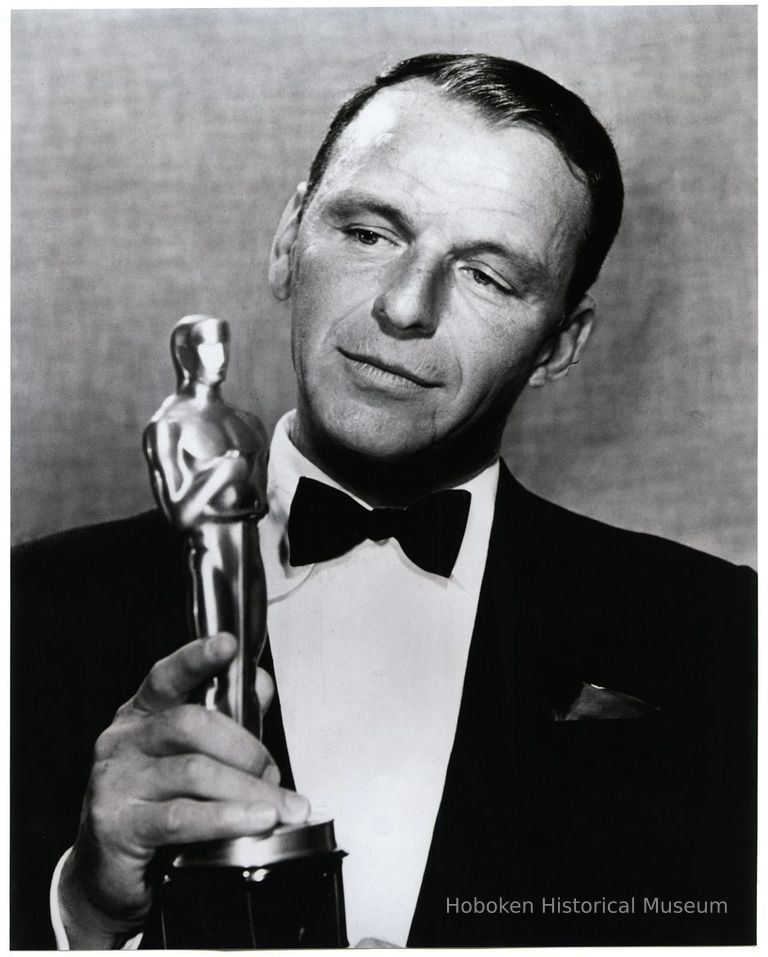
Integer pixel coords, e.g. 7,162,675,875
12,7,756,566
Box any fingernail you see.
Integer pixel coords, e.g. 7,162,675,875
285,793,310,821
264,763,281,786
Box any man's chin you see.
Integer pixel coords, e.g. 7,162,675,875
295,400,439,465
293,399,504,503
321,422,432,464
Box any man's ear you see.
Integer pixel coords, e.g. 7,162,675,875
528,294,596,387
269,182,307,301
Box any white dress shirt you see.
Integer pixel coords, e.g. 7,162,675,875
51,410,499,948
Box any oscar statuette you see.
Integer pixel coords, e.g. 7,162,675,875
142,315,347,948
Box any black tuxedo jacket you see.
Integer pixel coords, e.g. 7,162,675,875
11,465,756,948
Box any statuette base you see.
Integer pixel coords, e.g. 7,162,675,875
172,818,339,868
151,820,347,948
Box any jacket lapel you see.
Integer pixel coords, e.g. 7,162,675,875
408,464,581,945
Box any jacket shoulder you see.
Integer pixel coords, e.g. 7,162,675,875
13,511,186,621
508,469,754,584
499,468,755,709
13,509,180,571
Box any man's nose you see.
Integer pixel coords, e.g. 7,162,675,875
371,251,441,337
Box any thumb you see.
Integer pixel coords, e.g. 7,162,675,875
131,634,238,714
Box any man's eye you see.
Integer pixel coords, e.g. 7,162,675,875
466,267,511,296
348,228,383,246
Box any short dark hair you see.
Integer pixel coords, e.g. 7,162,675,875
302,52,624,308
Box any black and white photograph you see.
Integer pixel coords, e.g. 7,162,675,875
11,6,757,949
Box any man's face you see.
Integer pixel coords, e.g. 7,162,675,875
283,81,591,463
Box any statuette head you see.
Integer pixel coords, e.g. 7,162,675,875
171,315,231,387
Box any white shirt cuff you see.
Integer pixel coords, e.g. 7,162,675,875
50,847,143,950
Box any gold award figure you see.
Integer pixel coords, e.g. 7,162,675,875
144,315,268,739
142,316,346,949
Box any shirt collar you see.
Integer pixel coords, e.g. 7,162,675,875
261,410,499,600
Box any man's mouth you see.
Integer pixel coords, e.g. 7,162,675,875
338,348,441,390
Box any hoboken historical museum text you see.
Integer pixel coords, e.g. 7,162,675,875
446,897,728,917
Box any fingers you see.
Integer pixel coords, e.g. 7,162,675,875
141,704,276,777
146,755,309,822
132,798,279,847
131,634,237,714
73,638,310,933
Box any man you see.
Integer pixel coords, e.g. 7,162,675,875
11,53,756,949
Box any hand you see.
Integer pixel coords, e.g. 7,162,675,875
58,634,310,949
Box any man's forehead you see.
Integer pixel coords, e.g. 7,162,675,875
317,80,590,270
330,81,474,169
323,81,588,215
338,85,415,152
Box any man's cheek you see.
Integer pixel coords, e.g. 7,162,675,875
302,242,383,287
295,276,374,341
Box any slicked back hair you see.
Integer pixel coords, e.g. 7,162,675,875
301,53,624,310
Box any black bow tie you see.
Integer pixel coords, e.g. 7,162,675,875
288,477,471,578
